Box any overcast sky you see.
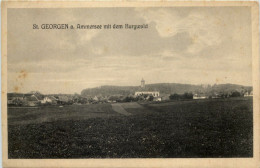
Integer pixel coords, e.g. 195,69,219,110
7,7,252,94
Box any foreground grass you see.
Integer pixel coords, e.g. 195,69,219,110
8,98,253,158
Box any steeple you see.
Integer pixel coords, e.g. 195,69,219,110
141,78,145,88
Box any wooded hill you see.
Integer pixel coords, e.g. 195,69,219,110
81,83,252,97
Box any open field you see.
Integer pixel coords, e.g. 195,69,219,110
8,97,253,158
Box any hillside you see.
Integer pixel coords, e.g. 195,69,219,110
81,83,252,97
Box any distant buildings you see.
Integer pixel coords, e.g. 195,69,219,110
24,94,42,106
41,97,53,104
93,96,99,101
153,97,162,101
135,91,160,97
7,92,71,106
7,81,253,107
7,92,44,106
7,93,24,105
244,91,253,97
193,94,207,99
134,78,160,98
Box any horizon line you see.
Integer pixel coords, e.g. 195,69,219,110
7,82,253,95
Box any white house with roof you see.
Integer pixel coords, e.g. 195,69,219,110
41,97,53,104
135,91,160,97
244,91,253,97
193,93,207,99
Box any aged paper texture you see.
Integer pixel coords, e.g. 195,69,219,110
1,1,260,168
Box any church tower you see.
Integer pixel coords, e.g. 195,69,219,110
141,78,145,88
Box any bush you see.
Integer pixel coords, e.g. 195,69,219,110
124,96,135,102
183,92,193,99
148,96,154,101
169,92,193,100
231,91,241,97
169,93,180,100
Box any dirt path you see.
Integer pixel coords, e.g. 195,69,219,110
111,104,132,116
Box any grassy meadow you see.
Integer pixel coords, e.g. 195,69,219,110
8,97,253,158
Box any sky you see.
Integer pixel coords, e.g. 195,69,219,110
7,7,252,94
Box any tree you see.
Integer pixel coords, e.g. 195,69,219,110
231,91,241,97
169,93,180,100
148,95,154,101
183,92,193,99
109,95,121,102
169,92,193,100
143,94,149,99
135,95,145,101
124,96,135,102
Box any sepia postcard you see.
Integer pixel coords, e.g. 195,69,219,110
1,1,260,168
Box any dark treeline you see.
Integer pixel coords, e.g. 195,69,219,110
81,83,252,97
169,92,193,100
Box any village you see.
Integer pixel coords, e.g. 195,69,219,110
7,79,253,107
5,5,255,160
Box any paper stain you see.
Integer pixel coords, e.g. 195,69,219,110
215,77,228,84
215,78,221,84
191,34,199,44
13,70,28,93
165,27,172,34
215,17,226,27
103,46,109,53
13,86,20,93
18,70,28,79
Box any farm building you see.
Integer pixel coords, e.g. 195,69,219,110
135,91,160,97
41,97,53,104
7,93,24,105
93,96,99,101
8,92,44,106
211,93,221,99
160,94,170,101
57,95,70,104
8,93,24,100
48,96,58,104
244,91,253,97
193,93,207,99
153,97,162,101
23,94,43,106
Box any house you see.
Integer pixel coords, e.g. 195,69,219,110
41,97,53,104
211,93,221,99
7,93,24,106
48,96,58,104
250,91,253,96
27,91,44,100
153,97,162,102
134,79,160,98
8,92,45,106
193,93,207,99
135,91,160,97
57,95,70,104
244,91,253,97
23,94,41,106
8,93,24,100
161,94,170,101
93,96,99,101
